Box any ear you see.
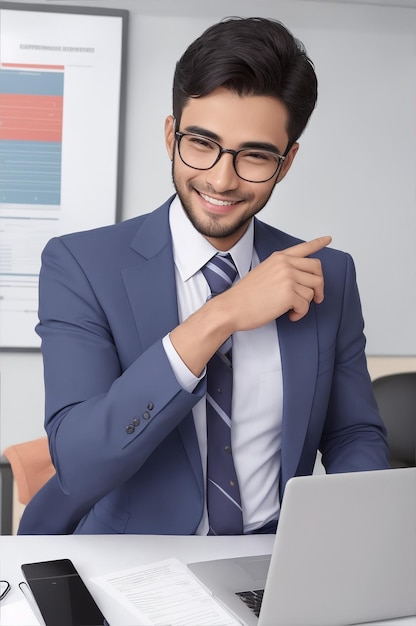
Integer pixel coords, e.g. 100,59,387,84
276,142,299,183
164,115,176,160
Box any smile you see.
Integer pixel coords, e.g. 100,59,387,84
199,192,239,207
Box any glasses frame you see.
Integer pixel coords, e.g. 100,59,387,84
0,580,11,601
174,131,286,183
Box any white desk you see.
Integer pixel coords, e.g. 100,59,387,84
1,535,415,626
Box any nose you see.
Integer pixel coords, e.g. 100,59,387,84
205,152,240,191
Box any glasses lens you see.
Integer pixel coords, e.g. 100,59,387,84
235,149,280,182
178,135,220,170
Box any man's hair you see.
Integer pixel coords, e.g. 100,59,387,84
173,17,318,151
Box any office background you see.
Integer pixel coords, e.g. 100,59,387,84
1,0,416,450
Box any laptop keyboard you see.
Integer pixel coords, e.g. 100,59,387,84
235,589,265,617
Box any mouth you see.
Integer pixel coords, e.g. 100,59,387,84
198,191,241,208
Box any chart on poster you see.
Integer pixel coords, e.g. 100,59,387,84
0,4,128,348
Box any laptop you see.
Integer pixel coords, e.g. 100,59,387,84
188,468,416,626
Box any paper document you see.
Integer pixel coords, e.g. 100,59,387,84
92,558,240,625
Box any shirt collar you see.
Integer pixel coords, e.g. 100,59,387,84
169,195,254,282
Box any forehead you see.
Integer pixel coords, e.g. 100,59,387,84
180,87,289,150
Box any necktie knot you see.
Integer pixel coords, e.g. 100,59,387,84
201,253,237,296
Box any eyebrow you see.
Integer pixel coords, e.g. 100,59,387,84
182,125,283,155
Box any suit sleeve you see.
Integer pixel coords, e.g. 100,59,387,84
319,253,390,472
37,237,205,506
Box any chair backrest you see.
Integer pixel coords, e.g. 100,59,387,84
372,372,416,468
2,436,55,505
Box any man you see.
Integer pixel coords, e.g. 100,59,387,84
19,17,389,535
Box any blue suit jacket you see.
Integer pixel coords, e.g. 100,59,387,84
19,197,389,534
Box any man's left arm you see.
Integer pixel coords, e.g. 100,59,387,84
319,253,390,472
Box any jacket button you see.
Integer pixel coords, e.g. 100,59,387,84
125,424,135,434
143,411,151,420
147,402,154,410
133,418,140,427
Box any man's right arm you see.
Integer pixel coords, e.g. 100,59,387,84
38,237,206,507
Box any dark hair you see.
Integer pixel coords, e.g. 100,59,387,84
173,17,318,151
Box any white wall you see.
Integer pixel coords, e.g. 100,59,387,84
1,0,416,449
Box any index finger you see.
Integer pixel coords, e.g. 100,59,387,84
282,236,332,258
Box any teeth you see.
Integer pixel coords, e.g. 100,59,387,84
200,192,236,207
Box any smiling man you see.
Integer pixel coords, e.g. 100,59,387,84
19,17,389,536
165,88,297,250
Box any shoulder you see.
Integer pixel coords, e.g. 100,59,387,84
59,214,145,250
42,197,173,262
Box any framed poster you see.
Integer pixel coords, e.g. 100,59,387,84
0,2,128,349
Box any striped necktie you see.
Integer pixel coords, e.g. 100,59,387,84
201,253,243,535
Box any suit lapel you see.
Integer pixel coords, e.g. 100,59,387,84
277,311,319,487
254,220,319,487
121,200,179,350
121,198,203,493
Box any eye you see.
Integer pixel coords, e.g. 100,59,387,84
187,136,216,151
241,150,278,163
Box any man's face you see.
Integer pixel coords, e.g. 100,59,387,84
165,87,299,251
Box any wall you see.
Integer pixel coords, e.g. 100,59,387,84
1,0,415,450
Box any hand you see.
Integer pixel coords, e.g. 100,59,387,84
221,235,332,330
170,236,331,377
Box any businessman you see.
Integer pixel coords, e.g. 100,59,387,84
19,17,389,535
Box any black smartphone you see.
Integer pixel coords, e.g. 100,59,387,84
21,558,107,626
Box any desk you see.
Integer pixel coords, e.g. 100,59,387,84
1,535,415,626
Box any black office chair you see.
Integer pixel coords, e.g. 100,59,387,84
372,372,416,468
0,455,14,534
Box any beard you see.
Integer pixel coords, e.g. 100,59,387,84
171,157,277,241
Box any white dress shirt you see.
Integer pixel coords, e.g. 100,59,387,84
163,196,283,533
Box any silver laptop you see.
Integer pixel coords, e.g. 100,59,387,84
188,468,416,626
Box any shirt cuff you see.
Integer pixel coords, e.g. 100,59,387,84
162,334,205,393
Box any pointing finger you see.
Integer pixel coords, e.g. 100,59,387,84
282,236,332,258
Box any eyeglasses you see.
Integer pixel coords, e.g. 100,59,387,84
0,580,10,601
175,131,286,183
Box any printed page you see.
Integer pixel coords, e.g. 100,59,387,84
92,558,240,626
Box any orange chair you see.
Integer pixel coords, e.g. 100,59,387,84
0,437,55,534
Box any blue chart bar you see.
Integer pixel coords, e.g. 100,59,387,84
0,140,62,205
0,68,64,205
0,69,64,96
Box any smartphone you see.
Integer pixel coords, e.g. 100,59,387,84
21,558,107,626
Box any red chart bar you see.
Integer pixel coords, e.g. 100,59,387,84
2,62,65,71
0,93,63,142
